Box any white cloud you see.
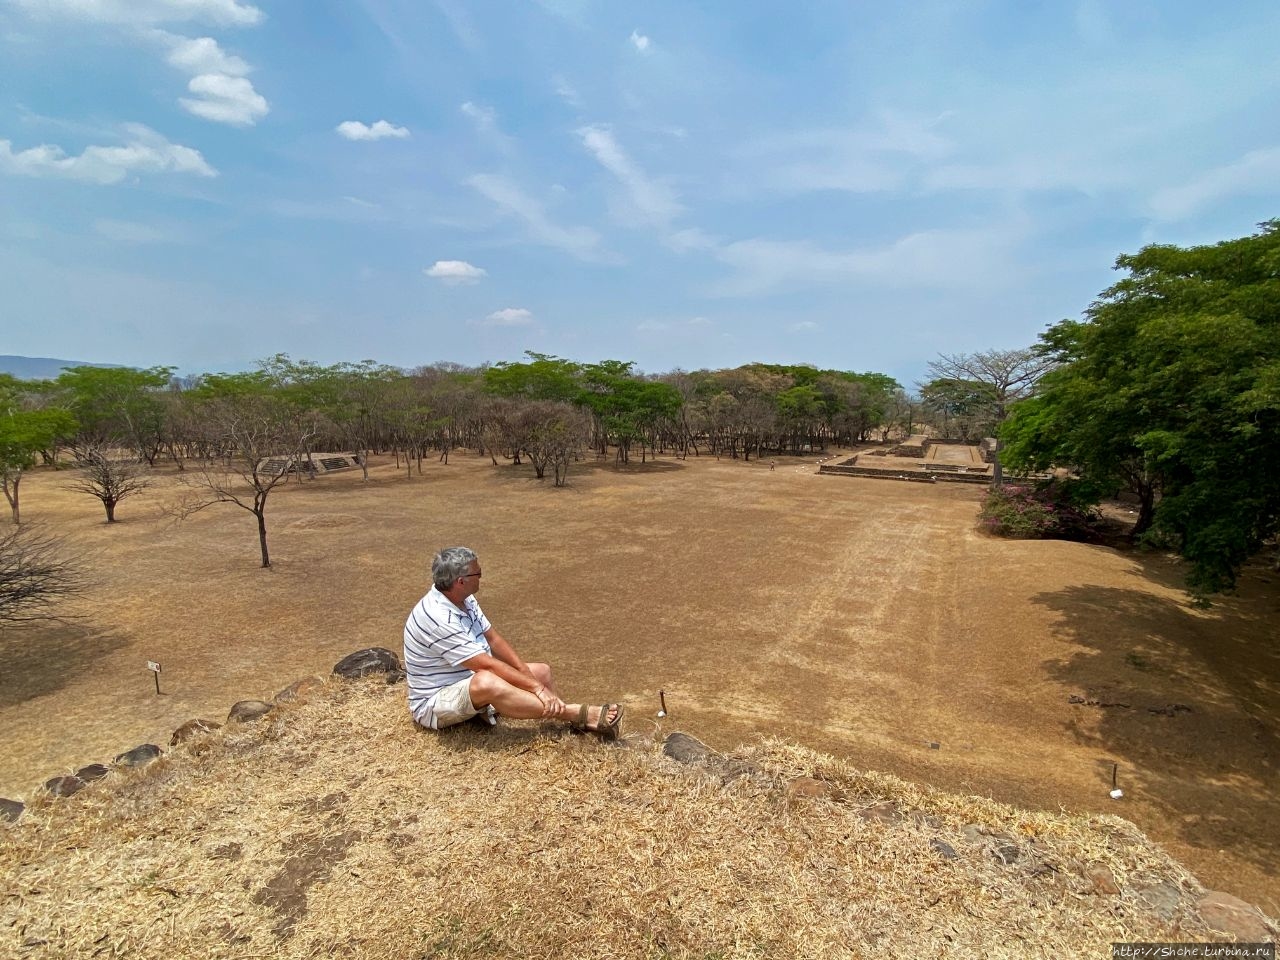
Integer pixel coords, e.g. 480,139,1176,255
459,101,511,151
460,101,495,129
466,173,604,261
336,120,411,141
180,72,268,125
159,33,250,75
425,260,487,284
552,74,582,108
10,0,263,26
789,321,819,333
578,125,682,228
480,307,533,327
708,225,1020,297
1148,146,1280,221
0,124,217,184
150,30,267,125
629,29,650,52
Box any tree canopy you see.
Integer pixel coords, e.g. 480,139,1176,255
1001,220,1280,594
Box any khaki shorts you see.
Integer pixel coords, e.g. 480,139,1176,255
420,676,478,730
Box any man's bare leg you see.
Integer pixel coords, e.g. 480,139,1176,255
469,670,619,729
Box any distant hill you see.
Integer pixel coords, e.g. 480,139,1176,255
0,355,122,380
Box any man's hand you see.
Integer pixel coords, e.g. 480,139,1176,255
532,684,564,719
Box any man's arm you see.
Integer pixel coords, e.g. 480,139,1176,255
484,627,530,677
463,627,564,717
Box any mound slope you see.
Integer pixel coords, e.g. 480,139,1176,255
2,677,1273,959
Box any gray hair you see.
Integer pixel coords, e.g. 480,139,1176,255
432,546,478,590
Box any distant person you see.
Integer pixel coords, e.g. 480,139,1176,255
403,546,624,738
769,458,776,471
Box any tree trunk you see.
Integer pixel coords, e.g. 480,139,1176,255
3,474,20,524
105,499,117,523
256,505,271,568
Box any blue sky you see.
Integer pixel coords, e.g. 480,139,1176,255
2,0,1278,387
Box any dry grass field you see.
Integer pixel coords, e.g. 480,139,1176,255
2,448,1277,914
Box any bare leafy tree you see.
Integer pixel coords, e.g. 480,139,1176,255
0,524,80,625
67,443,151,523
923,348,1057,483
175,395,318,568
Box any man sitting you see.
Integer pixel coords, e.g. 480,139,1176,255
403,546,623,737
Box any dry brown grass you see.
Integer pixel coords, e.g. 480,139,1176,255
2,449,1278,922
0,677,1245,959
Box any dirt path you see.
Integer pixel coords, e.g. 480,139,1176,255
1,450,1276,912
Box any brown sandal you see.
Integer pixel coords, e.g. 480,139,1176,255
572,703,624,740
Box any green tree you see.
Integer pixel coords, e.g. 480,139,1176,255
1,376,77,523
55,366,174,463
1002,220,1280,594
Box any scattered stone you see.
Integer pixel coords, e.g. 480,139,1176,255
228,700,273,724
785,777,837,805
961,824,986,845
660,732,763,786
993,842,1022,865
1136,882,1183,921
1196,890,1273,942
332,647,403,683
1086,865,1120,895
1147,703,1193,716
114,744,162,768
0,798,24,822
209,842,243,861
930,839,959,860
275,676,325,703
44,775,85,798
856,801,903,825
1068,695,1130,709
662,732,713,765
171,719,222,745
74,763,109,783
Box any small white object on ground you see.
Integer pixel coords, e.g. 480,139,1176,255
1109,788,1124,799
657,710,666,718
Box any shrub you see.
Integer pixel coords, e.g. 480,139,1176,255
978,482,1103,542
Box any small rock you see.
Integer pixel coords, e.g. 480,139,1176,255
785,777,837,804
961,824,986,845
275,676,324,703
74,763,109,783
0,798,24,822
662,732,714,766
930,839,958,860
1086,865,1120,895
115,744,162,767
209,842,244,861
227,700,273,724
171,719,222,745
1196,890,1273,942
856,801,903,825
1136,881,1182,921
332,648,403,682
44,775,84,798
993,843,1022,865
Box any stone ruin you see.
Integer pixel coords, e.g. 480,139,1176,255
256,452,361,478
819,436,995,484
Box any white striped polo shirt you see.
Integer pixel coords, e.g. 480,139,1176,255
403,586,492,724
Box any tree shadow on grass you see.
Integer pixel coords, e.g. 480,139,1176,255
1033,575,1280,893
0,622,130,709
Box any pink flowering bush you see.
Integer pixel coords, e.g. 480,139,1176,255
979,483,1102,541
